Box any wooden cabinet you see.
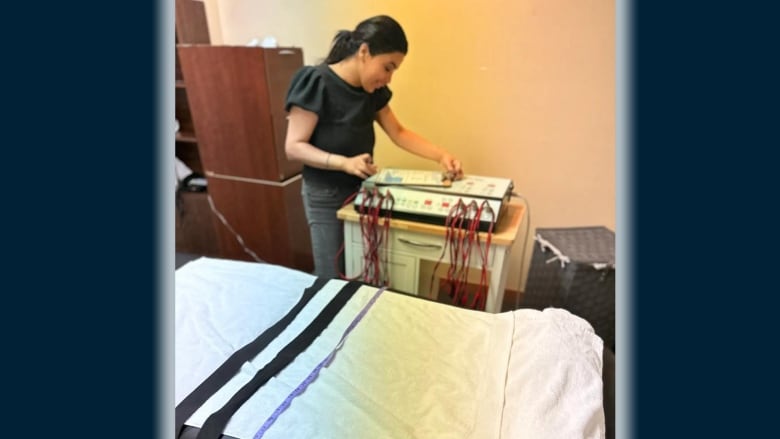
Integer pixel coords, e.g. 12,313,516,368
206,176,312,271
177,46,304,181
175,191,219,256
177,46,313,272
175,0,219,256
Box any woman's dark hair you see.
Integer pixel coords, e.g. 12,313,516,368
324,15,408,64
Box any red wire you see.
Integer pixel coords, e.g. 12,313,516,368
336,187,388,284
336,189,362,280
334,187,394,287
470,201,495,310
461,201,481,307
373,189,383,284
437,199,498,311
450,204,466,305
363,188,379,284
447,200,467,303
428,200,460,297
380,190,394,287
456,201,480,306
360,188,377,283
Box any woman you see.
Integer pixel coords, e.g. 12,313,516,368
284,15,463,279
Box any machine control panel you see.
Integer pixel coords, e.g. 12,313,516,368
355,171,514,231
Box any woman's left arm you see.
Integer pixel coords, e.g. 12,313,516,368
376,105,463,178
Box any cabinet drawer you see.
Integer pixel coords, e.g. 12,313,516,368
392,229,496,267
348,243,418,294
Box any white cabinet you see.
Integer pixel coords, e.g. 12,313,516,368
347,243,418,293
339,203,525,313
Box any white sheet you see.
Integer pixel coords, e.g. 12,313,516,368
175,257,605,439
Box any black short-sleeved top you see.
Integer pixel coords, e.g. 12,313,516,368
285,64,392,188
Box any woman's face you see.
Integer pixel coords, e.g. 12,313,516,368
358,44,405,93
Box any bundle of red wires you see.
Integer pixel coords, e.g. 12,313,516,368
337,189,496,311
429,199,496,310
336,187,394,287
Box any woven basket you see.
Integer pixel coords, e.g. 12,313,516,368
521,226,615,350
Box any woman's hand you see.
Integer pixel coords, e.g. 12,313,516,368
333,153,378,179
439,153,464,181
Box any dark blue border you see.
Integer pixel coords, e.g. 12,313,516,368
630,2,776,437
2,1,162,437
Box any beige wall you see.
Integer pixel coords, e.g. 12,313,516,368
206,0,615,292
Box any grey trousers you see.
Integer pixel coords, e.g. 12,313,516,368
301,179,359,279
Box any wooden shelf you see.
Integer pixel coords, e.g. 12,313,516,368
176,0,213,256
175,0,210,164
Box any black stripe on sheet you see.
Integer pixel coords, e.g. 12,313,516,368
195,280,364,439
175,276,330,438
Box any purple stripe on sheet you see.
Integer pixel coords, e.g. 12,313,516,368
253,286,387,439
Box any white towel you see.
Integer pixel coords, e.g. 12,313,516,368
501,308,605,438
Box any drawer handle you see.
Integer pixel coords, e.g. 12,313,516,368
398,238,442,250
278,49,296,55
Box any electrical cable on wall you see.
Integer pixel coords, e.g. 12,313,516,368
206,194,264,263
511,192,532,309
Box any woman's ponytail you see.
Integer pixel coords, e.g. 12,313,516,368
324,30,357,64
323,16,407,65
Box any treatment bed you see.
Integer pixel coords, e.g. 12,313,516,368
175,257,613,439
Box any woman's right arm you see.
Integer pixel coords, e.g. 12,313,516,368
285,106,377,179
